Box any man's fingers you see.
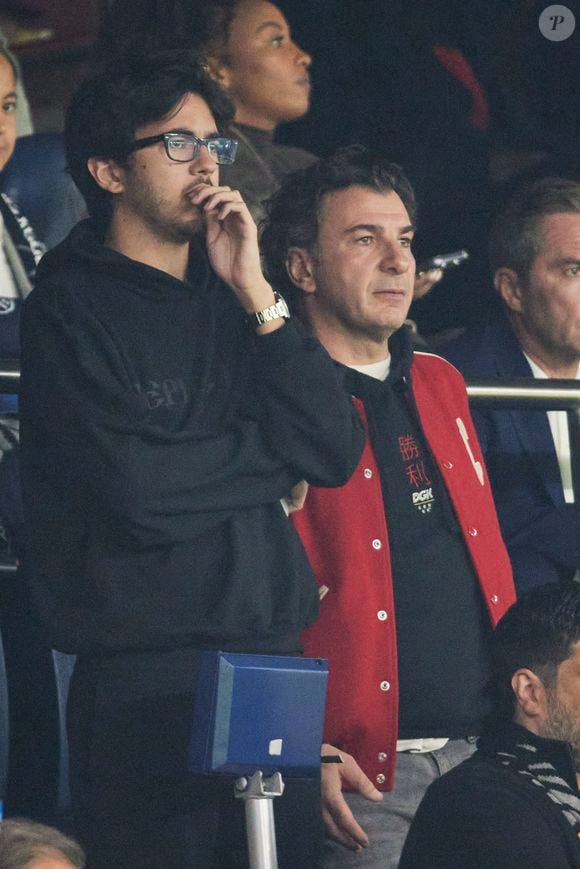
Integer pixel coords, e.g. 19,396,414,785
204,192,244,212
194,188,244,212
287,480,309,513
216,202,246,221
199,189,255,234
322,792,369,850
321,805,365,852
413,268,443,300
190,183,233,203
320,758,372,851
345,762,384,803
335,751,383,803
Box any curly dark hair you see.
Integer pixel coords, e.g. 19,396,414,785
260,145,417,309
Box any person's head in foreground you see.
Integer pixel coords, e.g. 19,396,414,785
490,176,580,379
261,145,417,363
102,0,311,132
65,49,234,235
398,581,580,869
492,580,580,769
0,818,85,869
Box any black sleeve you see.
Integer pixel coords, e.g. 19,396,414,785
20,288,364,547
248,318,364,486
399,771,575,869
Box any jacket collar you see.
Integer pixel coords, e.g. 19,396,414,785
482,313,564,508
341,324,413,399
483,312,537,378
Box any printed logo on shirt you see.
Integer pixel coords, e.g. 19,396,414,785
398,434,435,514
0,298,16,315
412,487,434,514
134,378,188,410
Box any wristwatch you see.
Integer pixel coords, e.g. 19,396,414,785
254,292,290,327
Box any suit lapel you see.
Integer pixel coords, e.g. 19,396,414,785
485,318,565,508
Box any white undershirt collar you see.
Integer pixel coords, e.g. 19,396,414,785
348,356,391,381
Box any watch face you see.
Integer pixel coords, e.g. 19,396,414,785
274,293,290,318
255,294,290,326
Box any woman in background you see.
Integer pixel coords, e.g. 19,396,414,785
0,41,43,413
100,0,316,223
100,0,441,297
0,43,43,308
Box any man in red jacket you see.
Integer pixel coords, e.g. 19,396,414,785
261,146,516,869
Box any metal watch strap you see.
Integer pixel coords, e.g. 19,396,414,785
254,292,290,326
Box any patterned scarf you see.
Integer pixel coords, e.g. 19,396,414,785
483,723,580,840
0,191,45,296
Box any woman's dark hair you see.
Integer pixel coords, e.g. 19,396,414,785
491,582,580,722
260,145,417,308
65,49,233,229
99,0,243,64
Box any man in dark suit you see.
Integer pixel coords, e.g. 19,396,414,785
444,177,580,593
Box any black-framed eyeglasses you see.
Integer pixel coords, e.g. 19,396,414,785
128,132,238,165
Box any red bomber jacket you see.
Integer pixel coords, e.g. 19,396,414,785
293,352,516,792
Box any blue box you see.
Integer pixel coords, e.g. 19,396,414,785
188,652,328,777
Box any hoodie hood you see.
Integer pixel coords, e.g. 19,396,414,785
35,219,215,302
341,323,414,400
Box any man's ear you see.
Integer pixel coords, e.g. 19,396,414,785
87,157,127,195
286,247,317,293
204,56,231,90
511,668,549,724
494,267,524,314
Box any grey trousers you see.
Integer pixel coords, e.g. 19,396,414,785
321,738,476,869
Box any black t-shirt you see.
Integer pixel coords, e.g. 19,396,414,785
345,342,493,737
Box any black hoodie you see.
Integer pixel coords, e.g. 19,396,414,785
20,221,364,655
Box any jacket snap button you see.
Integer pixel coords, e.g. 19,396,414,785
443,461,453,469
378,752,388,762
468,527,478,537
364,468,373,479
491,594,499,604
377,610,388,621
376,774,386,784
372,539,382,550
380,680,391,692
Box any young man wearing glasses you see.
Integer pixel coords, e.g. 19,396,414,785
19,51,363,869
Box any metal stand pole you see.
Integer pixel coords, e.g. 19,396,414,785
235,771,284,869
